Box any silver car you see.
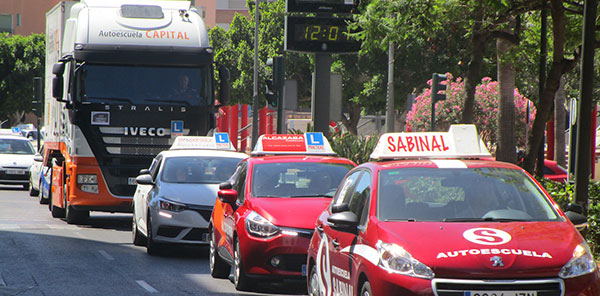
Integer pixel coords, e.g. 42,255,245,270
132,148,247,255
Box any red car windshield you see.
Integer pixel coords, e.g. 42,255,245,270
251,162,353,198
377,167,561,222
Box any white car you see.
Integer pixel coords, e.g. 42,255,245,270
132,135,248,255
29,146,52,204
0,135,36,189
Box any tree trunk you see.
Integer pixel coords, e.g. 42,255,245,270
523,0,574,173
496,36,517,163
554,78,566,167
341,102,362,135
461,4,488,124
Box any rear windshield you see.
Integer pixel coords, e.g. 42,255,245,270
161,156,242,184
0,138,35,155
251,162,353,198
377,167,561,222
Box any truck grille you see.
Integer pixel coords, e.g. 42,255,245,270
432,278,563,296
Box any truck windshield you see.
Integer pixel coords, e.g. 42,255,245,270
78,64,212,106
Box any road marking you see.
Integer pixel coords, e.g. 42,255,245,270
98,250,114,261
136,280,158,293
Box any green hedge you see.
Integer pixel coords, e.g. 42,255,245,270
537,178,600,259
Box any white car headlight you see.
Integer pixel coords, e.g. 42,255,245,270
246,211,280,238
559,243,597,278
159,199,188,212
376,240,434,279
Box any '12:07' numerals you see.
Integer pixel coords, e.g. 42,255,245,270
303,25,349,41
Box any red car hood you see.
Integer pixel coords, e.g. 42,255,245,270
376,221,582,278
250,197,331,229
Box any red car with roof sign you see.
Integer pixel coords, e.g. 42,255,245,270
306,125,599,296
209,133,356,291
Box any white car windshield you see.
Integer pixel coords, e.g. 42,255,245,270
161,156,241,184
377,167,561,222
0,139,35,155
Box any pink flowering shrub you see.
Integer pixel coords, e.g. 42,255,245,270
406,74,535,149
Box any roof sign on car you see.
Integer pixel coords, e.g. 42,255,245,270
370,124,491,160
251,132,336,156
170,133,235,151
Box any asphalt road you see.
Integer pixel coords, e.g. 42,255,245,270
0,185,307,296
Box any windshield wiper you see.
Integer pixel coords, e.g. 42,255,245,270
147,99,190,105
289,194,333,198
86,97,134,104
443,217,530,222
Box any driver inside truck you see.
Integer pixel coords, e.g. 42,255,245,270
170,74,202,105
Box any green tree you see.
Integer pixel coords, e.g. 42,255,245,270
0,33,45,127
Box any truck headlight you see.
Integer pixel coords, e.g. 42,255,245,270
77,174,97,184
376,240,434,279
246,211,280,238
77,174,98,193
559,243,597,278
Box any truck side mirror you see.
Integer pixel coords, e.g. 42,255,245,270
52,63,65,75
52,63,65,100
218,65,230,106
52,76,64,99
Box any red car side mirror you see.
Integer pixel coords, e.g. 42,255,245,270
218,189,238,204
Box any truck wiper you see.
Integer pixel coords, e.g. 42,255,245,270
147,99,190,105
86,97,134,104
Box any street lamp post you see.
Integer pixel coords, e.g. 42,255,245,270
251,1,260,149
251,0,275,149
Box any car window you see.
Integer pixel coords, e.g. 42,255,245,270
251,162,353,198
332,170,362,206
377,167,561,222
149,155,162,181
0,139,35,155
160,156,241,184
347,171,371,226
233,163,247,204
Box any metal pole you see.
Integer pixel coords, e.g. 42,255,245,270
385,41,395,133
574,0,598,210
251,0,260,148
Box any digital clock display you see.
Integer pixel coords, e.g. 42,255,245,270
295,24,351,42
285,16,361,53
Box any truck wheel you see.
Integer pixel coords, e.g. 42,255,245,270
50,189,65,218
64,185,88,224
209,227,230,278
132,210,146,246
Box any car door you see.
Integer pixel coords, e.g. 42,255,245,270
135,155,162,236
223,161,247,257
315,170,362,294
331,169,372,292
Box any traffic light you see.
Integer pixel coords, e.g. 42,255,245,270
431,73,447,103
265,56,284,108
265,79,277,107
